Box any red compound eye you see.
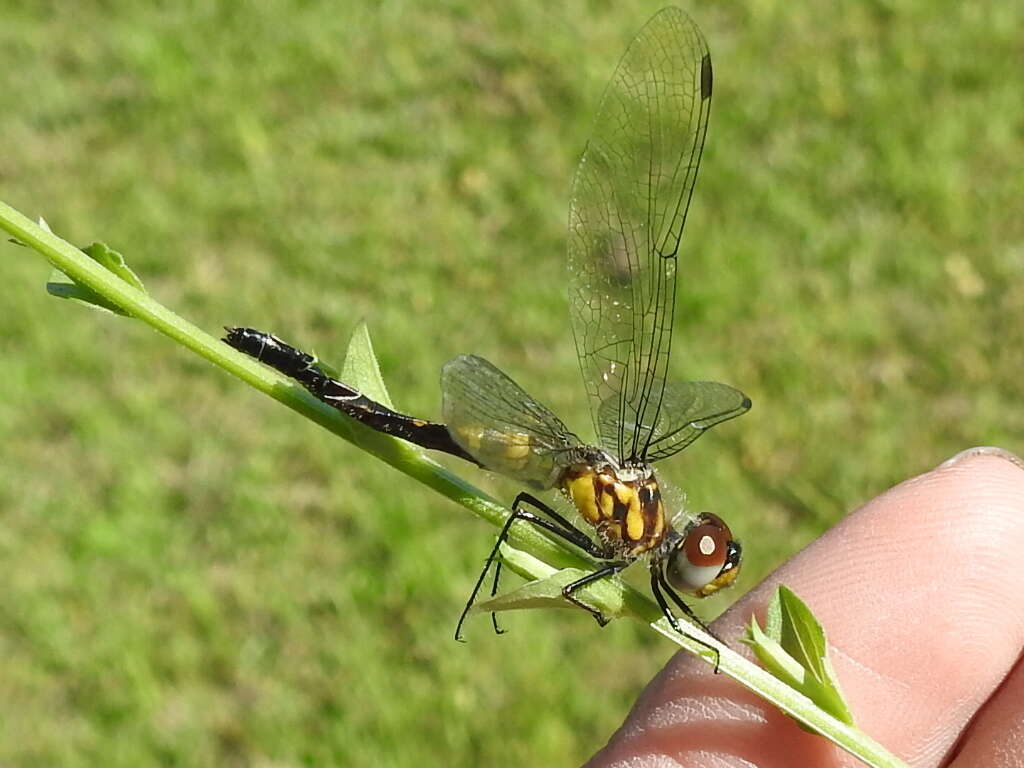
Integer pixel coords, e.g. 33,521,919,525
665,513,741,596
683,515,732,568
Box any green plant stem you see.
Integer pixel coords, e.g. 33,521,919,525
0,200,907,768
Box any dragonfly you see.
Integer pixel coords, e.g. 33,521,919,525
224,6,750,645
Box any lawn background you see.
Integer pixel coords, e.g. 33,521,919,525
2,1,1022,765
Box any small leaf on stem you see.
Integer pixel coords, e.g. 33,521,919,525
743,585,855,726
340,320,394,409
45,240,146,316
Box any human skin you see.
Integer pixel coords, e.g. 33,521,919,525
584,448,1024,768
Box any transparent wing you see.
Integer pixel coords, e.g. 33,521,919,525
441,355,582,489
598,381,749,464
568,8,712,462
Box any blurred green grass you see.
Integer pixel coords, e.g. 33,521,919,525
2,0,1022,765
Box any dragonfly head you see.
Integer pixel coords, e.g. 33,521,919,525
663,513,741,597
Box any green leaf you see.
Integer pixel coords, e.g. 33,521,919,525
473,544,626,619
80,242,146,292
743,586,855,726
474,568,594,614
775,586,834,686
46,267,127,315
743,613,807,688
340,320,394,409
46,240,146,316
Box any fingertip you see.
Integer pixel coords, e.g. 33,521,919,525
588,447,1024,767
936,445,1024,473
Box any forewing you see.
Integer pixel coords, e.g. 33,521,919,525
441,355,582,489
568,8,712,462
598,380,749,463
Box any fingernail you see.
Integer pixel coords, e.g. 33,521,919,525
938,446,1024,472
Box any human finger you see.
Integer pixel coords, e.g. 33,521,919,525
585,449,1024,767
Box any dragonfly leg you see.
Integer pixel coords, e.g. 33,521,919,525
456,491,614,641
650,569,724,672
560,561,629,626
509,492,609,556
488,559,506,635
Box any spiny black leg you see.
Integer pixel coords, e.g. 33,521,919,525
650,571,722,673
498,493,618,627
489,560,505,635
560,561,629,626
509,492,609,558
660,576,727,645
455,493,613,641
455,504,531,642
487,491,586,635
